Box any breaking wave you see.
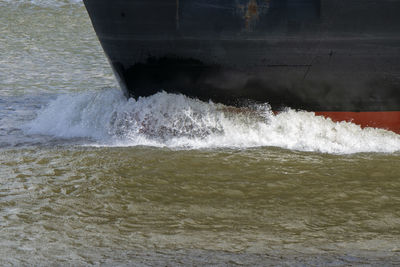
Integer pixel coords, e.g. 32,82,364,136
24,89,400,154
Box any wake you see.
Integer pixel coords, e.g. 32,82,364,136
24,89,400,154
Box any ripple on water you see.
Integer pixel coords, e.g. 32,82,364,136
0,147,400,264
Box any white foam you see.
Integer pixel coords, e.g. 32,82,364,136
24,89,400,154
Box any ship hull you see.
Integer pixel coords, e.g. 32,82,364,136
83,0,400,133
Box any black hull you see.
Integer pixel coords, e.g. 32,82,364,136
83,0,400,131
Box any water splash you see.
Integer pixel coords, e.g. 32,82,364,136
24,89,400,154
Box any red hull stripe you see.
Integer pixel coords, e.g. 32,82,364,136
314,111,400,134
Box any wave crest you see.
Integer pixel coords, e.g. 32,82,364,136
24,89,400,154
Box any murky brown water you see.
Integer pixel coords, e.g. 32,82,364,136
1,147,400,265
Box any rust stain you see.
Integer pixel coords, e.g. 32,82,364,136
245,0,259,30
237,0,270,32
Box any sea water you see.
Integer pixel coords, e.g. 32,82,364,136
1,0,400,265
